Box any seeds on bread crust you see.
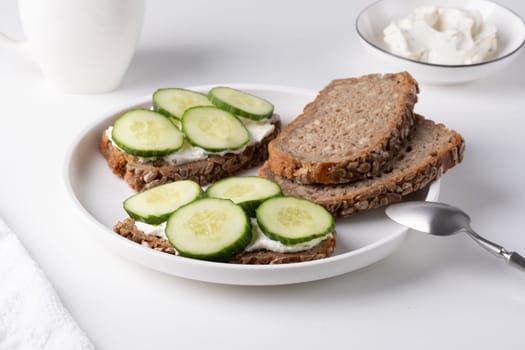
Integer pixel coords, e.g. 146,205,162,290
114,218,175,254
267,72,419,185
230,232,336,264
260,115,465,218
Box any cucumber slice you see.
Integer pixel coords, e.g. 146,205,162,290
182,106,250,152
256,196,334,245
166,198,252,261
112,109,184,157
153,88,213,120
208,87,274,120
123,180,203,225
206,176,282,217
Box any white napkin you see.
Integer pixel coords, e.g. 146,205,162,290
0,218,95,350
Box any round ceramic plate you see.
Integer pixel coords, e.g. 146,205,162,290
63,84,440,286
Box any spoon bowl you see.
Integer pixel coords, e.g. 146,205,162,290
385,201,472,236
386,201,525,271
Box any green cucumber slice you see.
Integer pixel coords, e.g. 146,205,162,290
206,176,282,217
181,106,250,152
112,109,184,157
123,180,203,225
256,196,334,245
165,198,252,261
208,87,274,120
153,88,213,120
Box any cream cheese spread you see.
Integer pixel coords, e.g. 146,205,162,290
135,221,167,239
106,113,278,165
133,219,332,254
383,6,497,65
244,219,331,253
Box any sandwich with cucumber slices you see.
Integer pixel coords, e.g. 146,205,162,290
100,87,281,192
113,176,336,264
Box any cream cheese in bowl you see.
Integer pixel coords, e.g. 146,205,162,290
383,6,498,65
356,0,525,84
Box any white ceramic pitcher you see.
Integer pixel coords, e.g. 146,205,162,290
1,0,145,94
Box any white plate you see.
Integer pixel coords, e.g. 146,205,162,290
63,84,440,286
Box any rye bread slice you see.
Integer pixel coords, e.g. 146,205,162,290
260,115,464,218
267,72,419,185
113,217,336,264
100,119,281,192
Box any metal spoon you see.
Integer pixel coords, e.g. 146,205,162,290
385,201,525,271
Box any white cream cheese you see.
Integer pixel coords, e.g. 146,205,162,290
244,219,331,253
133,219,332,254
106,114,278,165
135,221,167,239
383,6,497,65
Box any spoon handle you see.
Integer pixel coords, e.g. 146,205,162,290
465,229,525,271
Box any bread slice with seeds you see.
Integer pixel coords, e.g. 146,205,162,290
267,72,419,184
260,115,464,218
99,118,281,192
113,217,336,264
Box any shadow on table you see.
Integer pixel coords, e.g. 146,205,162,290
160,234,473,306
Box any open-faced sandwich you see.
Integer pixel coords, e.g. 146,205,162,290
113,176,336,264
100,87,281,191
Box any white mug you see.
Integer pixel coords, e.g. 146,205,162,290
1,0,145,94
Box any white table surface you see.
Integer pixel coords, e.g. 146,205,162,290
1,1,525,349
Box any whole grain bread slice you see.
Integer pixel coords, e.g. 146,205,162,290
260,115,464,218
113,217,336,264
267,72,419,184
100,119,281,192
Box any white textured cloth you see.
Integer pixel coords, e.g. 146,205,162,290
0,218,95,350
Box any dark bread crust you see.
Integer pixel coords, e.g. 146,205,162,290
114,218,176,254
267,72,419,185
113,218,336,264
230,232,336,264
260,116,465,219
100,119,281,192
